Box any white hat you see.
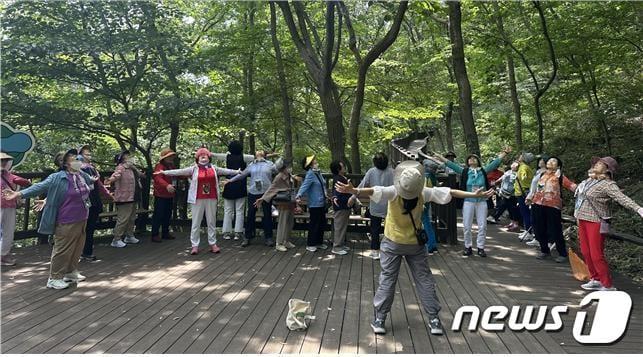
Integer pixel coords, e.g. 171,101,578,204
394,161,425,200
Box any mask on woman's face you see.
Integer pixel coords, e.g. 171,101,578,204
198,156,210,165
312,163,319,170
69,160,83,172
1,160,12,171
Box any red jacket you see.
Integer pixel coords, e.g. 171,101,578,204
1,171,31,208
153,162,176,198
487,169,504,186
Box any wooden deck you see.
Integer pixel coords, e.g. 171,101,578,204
1,223,642,354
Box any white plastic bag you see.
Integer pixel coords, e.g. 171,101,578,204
286,299,315,331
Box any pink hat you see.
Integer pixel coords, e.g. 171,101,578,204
591,156,618,176
195,147,212,161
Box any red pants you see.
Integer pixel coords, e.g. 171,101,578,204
578,219,612,288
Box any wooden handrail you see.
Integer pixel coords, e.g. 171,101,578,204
561,214,643,246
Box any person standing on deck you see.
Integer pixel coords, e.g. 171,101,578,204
330,160,353,256
296,155,329,252
151,148,178,243
336,160,493,336
1,152,31,266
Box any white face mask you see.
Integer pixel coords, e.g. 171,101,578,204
198,157,210,165
312,163,319,171
69,160,83,172
1,160,12,171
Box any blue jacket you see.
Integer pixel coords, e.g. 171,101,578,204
20,170,94,235
446,157,501,203
296,169,326,208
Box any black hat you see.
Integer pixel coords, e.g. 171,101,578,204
445,151,457,158
114,149,131,164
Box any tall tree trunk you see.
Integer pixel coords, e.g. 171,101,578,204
342,1,408,173
447,1,480,156
492,2,523,150
244,3,257,139
270,2,294,162
532,1,558,153
445,101,455,152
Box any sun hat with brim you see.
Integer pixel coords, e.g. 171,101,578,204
159,148,177,161
78,144,91,154
591,156,618,176
304,155,316,169
0,152,13,160
394,160,426,200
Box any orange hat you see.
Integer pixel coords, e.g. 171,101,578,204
159,148,176,161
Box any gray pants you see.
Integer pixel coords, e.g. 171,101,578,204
333,209,350,247
374,238,441,320
276,207,294,246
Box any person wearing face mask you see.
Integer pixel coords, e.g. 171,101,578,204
1,152,31,266
223,150,277,247
105,150,146,248
77,145,112,261
157,147,240,255
574,157,643,291
430,147,511,257
4,149,93,289
254,158,301,252
151,148,178,243
530,157,577,263
296,155,330,252
335,161,493,336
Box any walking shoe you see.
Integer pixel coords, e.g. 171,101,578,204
477,248,487,258
429,317,444,335
371,319,386,334
486,216,498,224
284,242,296,249
555,256,567,263
151,235,162,243
241,239,250,247
190,247,199,255
111,240,127,248
462,247,473,256
428,247,438,255
370,250,380,260
341,245,351,251
80,255,97,262
536,252,551,260
233,232,243,241
548,243,556,251
46,278,70,290
598,286,617,291
526,239,540,246
318,243,328,250
503,222,516,229
265,239,275,247
63,271,86,283
222,233,233,240
519,231,534,242
275,245,288,252
1,255,16,266
331,247,348,255
306,246,318,252
507,226,521,233
123,236,140,244
210,244,221,254
581,279,602,291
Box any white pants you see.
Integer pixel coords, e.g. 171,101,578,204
462,201,488,249
190,199,218,247
1,207,17,256
223,198,245,233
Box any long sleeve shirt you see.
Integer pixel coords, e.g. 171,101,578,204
515,162,534,196
446,157,502,203
225,159,276,195
531,171,577,210
351,166,394,218
574,179,641,222
296,169,326,208
1,171,31,208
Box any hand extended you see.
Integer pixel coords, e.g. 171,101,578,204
334,181,355,195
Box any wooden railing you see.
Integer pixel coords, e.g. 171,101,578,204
11,170,459,245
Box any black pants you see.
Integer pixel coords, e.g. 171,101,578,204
493,196,520,221
531,204,567,257
307,207,326,247
151,197,173,238
246,193,273,240
370,216,384,250
82,205,101,257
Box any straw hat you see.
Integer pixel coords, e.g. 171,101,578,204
0,152,13,160
159,148,176,161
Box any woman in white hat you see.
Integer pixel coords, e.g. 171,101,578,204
336,160,492,336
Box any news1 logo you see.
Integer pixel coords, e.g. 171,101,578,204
451,291,632,344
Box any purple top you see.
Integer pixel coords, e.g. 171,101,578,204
57,173,90,225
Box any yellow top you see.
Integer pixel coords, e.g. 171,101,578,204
515,162,534,196
384,194,426,245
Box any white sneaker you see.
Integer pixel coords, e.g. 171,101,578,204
46,278,70,290
111,240,127,248
275,245,288,252
370,251,380,260
63,271,86,282
598,285,617,291
526,239,540,246
341,245,351,251
222,233,232,240
332,247,348,255
318,243,328,250
581,279,602,291
548,243,556,251
306,246,318,252
124,236,140,244
486,216,498,224
519,231,533,241
284,242,296,249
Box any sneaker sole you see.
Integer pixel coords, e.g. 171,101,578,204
370,325,386,334
47,284,69,290
63,278,85,283
430,328,444,335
